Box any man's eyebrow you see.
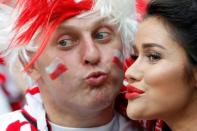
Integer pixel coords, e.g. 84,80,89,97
57,25,77,31
142,43,166,50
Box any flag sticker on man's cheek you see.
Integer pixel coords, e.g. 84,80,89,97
112,50,124,70
45,58,68,80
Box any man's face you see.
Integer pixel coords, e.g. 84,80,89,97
32,13,124,114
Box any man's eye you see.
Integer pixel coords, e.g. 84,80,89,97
58,39,72,47
57,35,76,49
95,32,110,40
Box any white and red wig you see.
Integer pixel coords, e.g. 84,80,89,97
1,0,137,70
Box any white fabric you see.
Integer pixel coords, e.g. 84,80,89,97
50,112,133,131
0,110,27,130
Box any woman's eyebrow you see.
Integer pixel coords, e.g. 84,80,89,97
142,43,166,50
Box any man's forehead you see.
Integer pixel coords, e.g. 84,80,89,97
58,14,111,28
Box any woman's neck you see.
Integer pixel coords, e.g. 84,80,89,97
164,94,197,131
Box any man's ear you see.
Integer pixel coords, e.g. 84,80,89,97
18,48,41,81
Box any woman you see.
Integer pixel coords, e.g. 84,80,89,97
125,0,197,131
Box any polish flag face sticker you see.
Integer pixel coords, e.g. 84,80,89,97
45,58,68,80
112,50,124,70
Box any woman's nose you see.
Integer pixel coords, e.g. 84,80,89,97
125,60,143,83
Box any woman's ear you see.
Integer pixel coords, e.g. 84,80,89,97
18,48,41,81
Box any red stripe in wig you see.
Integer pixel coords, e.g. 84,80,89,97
136,0,148,16
12,0,93,71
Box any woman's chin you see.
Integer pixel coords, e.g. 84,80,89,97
126,102,147,120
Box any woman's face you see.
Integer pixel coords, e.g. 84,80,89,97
125,16,196,120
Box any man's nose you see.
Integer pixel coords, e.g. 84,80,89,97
80,37,101,65
125,60,143,83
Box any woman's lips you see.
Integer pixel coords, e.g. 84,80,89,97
125,85,144,99
85,72,108,86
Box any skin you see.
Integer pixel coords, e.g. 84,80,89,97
29,12,124,127
125,16,197,131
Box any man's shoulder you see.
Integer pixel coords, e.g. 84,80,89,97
0,110,26,130
0,110,22,120
116,112,144,131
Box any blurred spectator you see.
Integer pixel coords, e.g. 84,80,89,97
0,3,24,114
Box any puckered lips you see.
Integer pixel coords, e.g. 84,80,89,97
125,85,144,99
85,71,108,86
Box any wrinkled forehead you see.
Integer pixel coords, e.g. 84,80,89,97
59,11,112,27
76,10,104,19
35,2,115,39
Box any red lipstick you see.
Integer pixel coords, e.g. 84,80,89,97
125,85,144,99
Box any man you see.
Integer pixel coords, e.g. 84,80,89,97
0,0,139,130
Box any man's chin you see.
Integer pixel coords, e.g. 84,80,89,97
78,92,114,107
78,101,113,113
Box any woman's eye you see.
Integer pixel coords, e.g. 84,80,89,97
146,52,161,62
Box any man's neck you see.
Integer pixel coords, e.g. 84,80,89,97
49,112,118,131
45,105,114,128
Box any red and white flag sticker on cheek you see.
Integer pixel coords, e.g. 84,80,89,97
112,50,124,70
45,58,68,80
